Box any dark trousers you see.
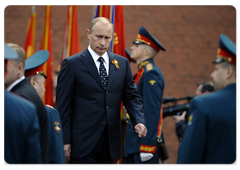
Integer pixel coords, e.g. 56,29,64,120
70,125,114,164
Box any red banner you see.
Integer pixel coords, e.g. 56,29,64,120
24,6,36,59
39,5,54,106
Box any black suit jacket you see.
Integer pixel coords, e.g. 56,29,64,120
56,49,145,159
11,79,49,163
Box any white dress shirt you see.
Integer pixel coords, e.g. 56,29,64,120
6,76,25,91
88,45,109,76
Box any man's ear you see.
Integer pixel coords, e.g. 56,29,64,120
16,62,23,73
87,29,91,39
30,77,37,86
144,47,150,56
16,62,25,78
226,65,235,80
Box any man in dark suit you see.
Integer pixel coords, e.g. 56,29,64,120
177,34,236,164
4,43,49,163
124,26,167,164
4,43,41,163
56,17,147,163
25,50,65,164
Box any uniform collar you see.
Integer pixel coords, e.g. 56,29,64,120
224,83,236,90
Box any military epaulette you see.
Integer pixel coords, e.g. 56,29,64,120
46,104,54,109
138,61,149,69
146,63,153,71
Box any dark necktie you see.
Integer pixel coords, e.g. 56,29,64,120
98,57,108,90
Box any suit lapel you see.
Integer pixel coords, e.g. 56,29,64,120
80,49,105,90
107,52,117,90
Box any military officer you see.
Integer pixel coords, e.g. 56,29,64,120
4,43,41,163
24,50,65,164
124,26,167,164
5,43,49,163
177,34,236,164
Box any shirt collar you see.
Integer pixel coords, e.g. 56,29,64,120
7,76,25,91
88,45,109,65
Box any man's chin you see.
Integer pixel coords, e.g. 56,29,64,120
96,50,106,56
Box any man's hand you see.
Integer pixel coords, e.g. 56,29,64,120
134,123,147,137
172,111,187,124
64,144,71,161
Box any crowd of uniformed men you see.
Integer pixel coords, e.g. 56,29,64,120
4,16,236,164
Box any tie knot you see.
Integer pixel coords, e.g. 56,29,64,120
98,57,104,64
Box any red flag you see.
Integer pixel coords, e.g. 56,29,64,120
39,5,53,106
99,5,110,18
61,5,80,65
112,6,126,58
92,5,111,19
24,6,36,59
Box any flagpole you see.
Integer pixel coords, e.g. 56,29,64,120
24,5,36,58
110,5,115,52
67,6,73,57
31,5,36,57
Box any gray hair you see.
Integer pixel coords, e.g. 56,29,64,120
89,17,114,34
143,44,158,58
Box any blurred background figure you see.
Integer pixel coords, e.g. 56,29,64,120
177,34,236,164
172,81,214,142
4,43,41,163
124,26,168,164
25,50,65,164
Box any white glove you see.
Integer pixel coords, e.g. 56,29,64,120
140,152,154,162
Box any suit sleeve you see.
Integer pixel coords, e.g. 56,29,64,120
55,58,75,144
177,98,207,163
122,59,145,127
